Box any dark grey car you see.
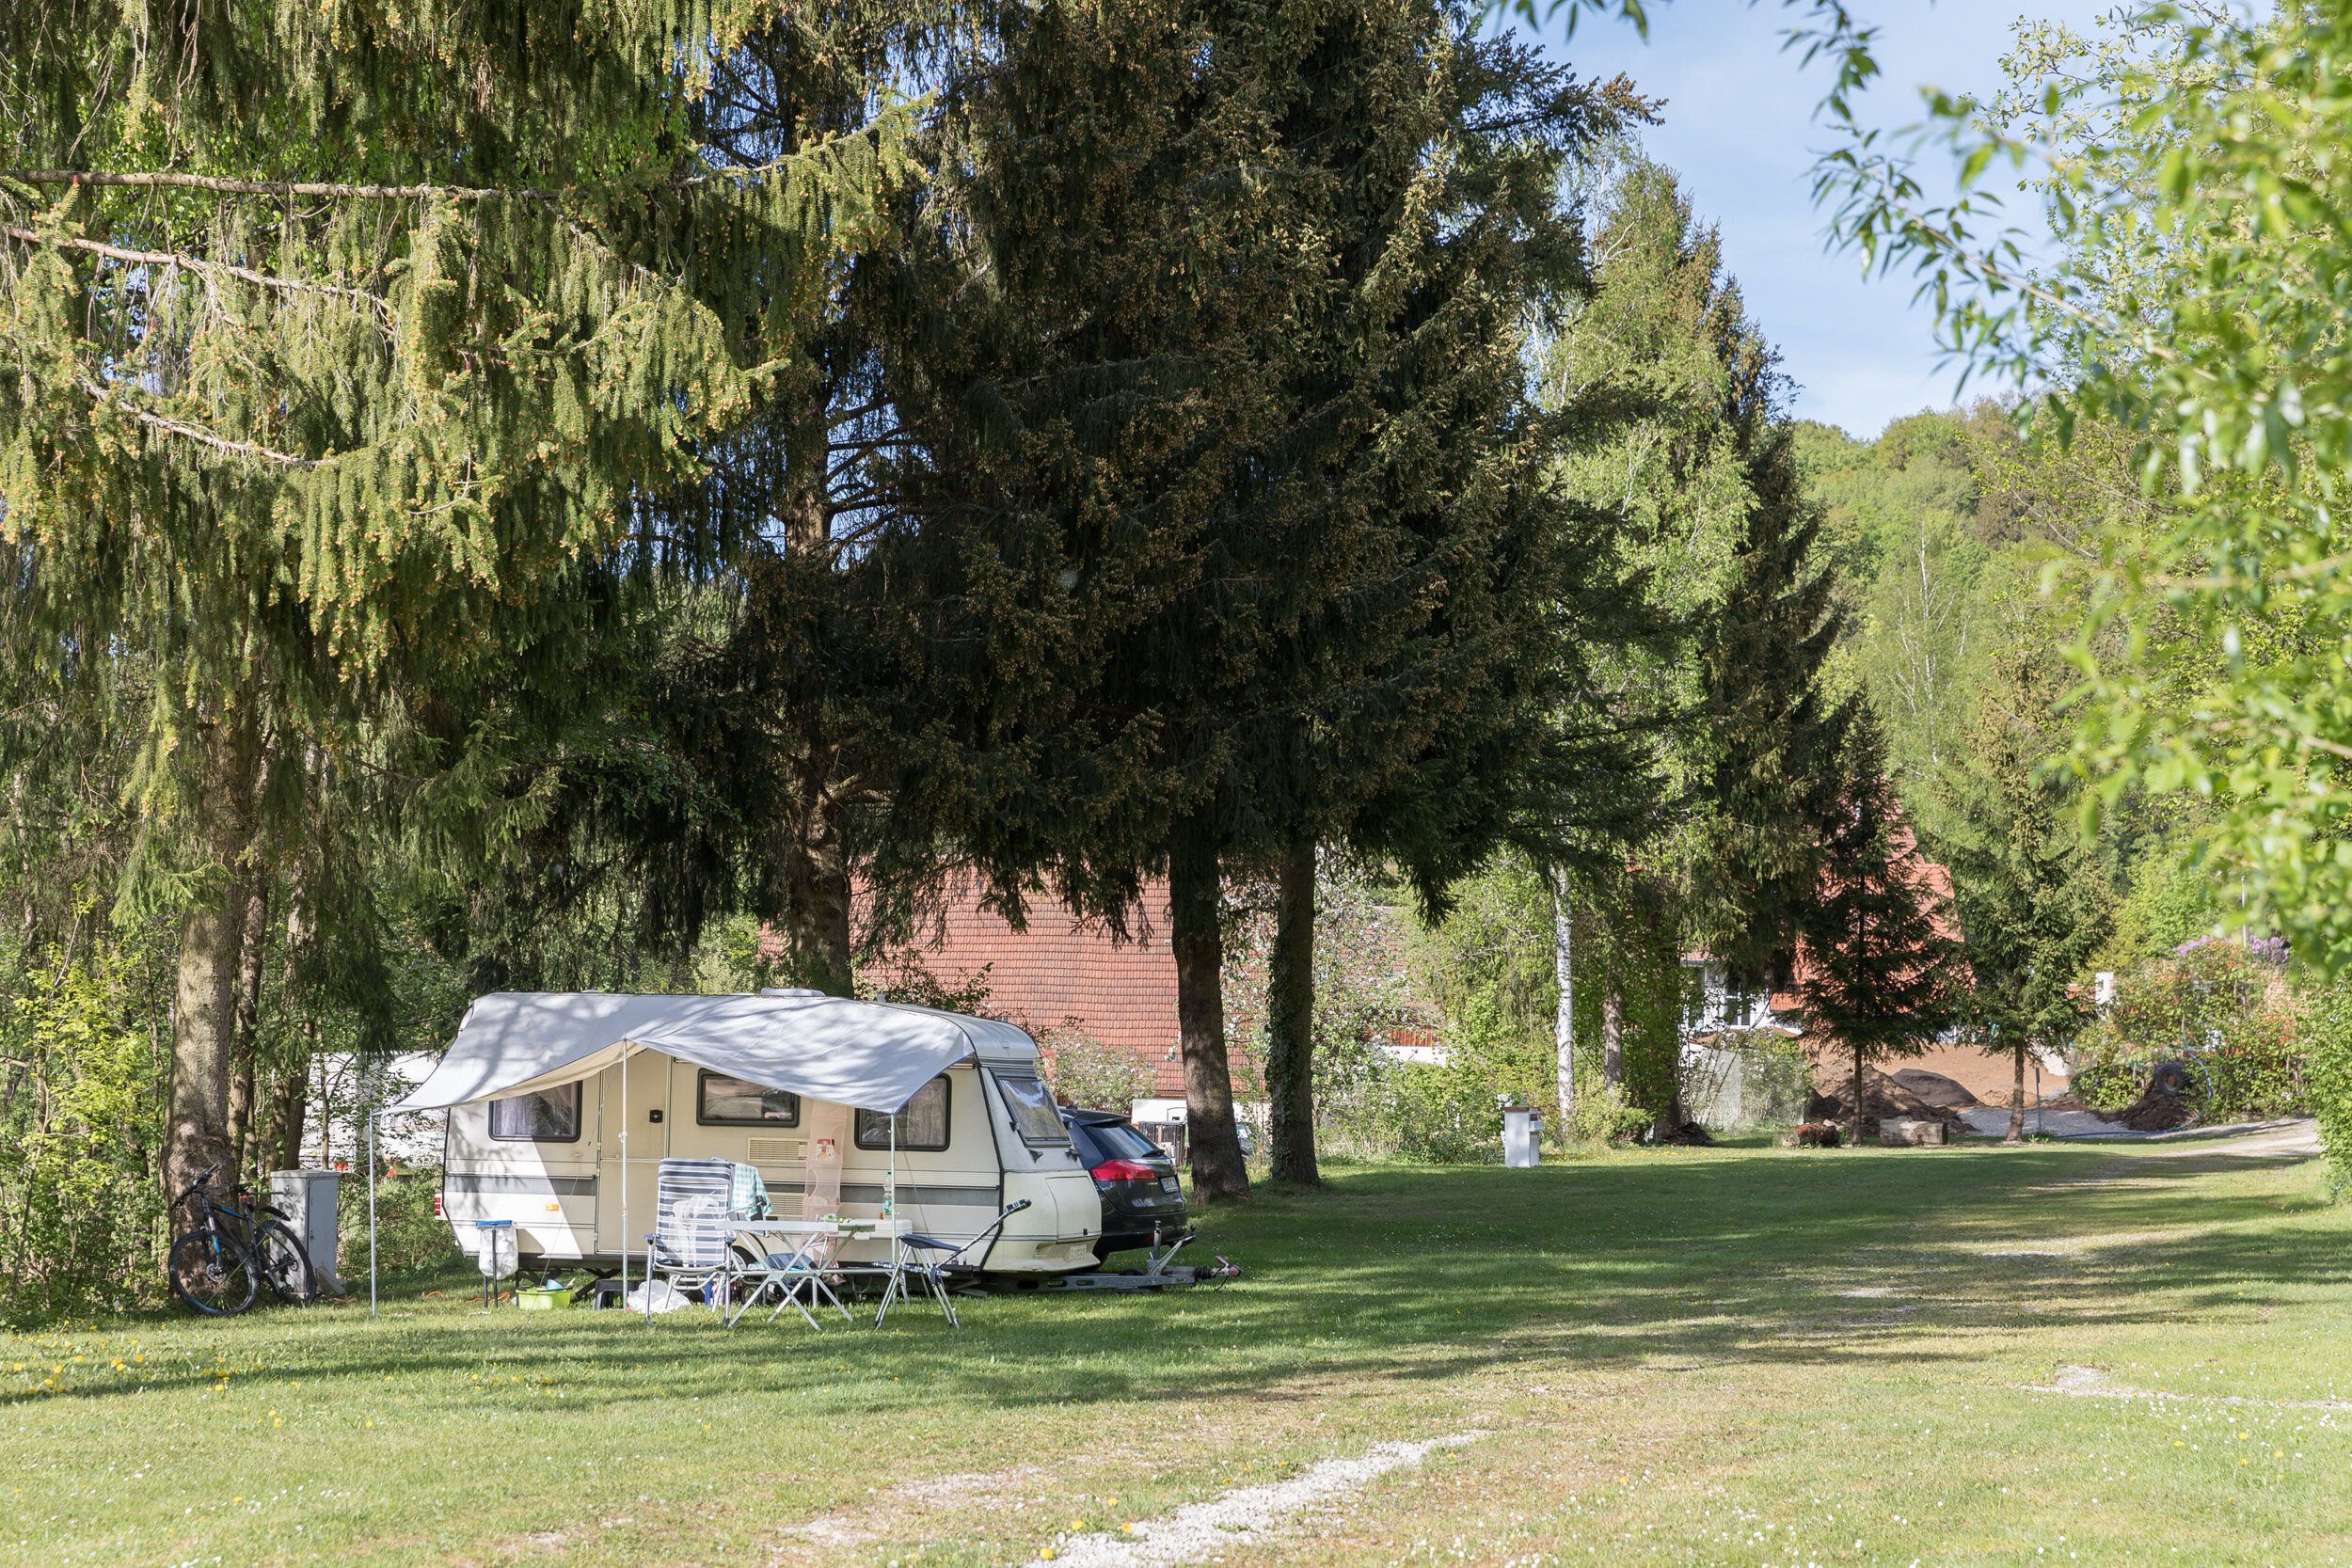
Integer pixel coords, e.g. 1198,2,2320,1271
1062,1107,1192,1260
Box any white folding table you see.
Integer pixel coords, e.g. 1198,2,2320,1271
723,1217,907,1330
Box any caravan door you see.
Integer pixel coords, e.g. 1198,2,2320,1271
591,1050,674,1259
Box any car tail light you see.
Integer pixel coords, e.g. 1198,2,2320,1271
1089,1158,1159,1181
432,1192,444,1218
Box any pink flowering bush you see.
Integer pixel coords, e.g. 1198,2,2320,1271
2074,939,2307,1119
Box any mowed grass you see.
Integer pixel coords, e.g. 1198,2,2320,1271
3,1131,2349,1567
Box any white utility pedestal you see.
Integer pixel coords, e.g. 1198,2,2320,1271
270,1169,344,1294
1502,1106,1541,1167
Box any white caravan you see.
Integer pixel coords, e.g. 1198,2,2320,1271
390,990,1104,1276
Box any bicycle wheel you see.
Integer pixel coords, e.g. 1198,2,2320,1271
167,1230,259,1316
253,1222,315,1304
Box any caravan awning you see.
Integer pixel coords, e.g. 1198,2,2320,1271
386,991,982,1115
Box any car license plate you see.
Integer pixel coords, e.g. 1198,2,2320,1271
1159,1177,1181,1194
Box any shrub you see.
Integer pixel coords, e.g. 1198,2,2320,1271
0,937,172,1320
1040,1026,1155,1113
1569,1085,1655,1144
339,1168,464,1283
2072,939,2309,1120
1314,1056,1502,1164
2305,984,2352,1192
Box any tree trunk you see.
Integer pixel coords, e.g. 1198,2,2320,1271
1550,873,1575,1130
771,457,857,998
1653,1089,1688,1143
1264,839,1318,1186
1850,1045,1865,1147
781,768,854,995
1601,967,1624,1088
265,1053,310,1172
226,873,270,1177
2005,1040,2026,1145
163,714,259,1212
1169,833,1248,1202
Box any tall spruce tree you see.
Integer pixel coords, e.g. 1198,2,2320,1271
1935,639,2115,1144
0,2,904,1194
1798,709,1962,1144
539,4,961,999
1691,424,1855,981
1236,15,1656,1188
1539,160,1849,1132
846,0,1317,1201
933,1,1644,1199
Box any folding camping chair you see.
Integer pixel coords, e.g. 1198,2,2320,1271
645,1159,743,1312
877,1198,1030,1329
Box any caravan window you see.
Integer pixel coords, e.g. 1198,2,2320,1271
993,1074,1071,1146
489,1082,580,1142
697,1071,801,1127
855,1076,950,1151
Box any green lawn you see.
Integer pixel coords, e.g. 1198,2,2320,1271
4,1131,2347,1566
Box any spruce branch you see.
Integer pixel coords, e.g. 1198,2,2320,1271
73,378,322,467
1,225,396,321
0,136,872,203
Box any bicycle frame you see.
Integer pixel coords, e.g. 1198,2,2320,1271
174,1164,298,1280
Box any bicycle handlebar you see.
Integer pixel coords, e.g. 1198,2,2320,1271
172,1160,224,1209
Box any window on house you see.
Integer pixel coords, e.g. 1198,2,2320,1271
855,1076,950,1151
489,1082,580,1142
1680,964,1709,1031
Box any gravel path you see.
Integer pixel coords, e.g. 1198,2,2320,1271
1047,1433,1486,1567
1955,1109,2320,1146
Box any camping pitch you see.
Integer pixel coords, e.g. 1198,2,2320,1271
367,990,1105,1314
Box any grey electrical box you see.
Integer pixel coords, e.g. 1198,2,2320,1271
1502,1106,1541,1167
269,1169,344,1295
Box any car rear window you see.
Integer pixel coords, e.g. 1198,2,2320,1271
1084,1120,1161,1162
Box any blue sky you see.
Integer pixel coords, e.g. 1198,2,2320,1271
1530,0,2118,441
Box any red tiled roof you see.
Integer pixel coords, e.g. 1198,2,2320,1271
887,879,1189,1097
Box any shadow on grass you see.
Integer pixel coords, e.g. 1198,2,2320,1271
32,1138,2331,1421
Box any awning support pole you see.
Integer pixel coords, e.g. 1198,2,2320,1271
621,1040,633,1321
368,1112,378,1320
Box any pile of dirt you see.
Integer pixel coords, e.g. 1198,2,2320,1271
1806,1067,1968,1129
1890,1068,1979,1108
2117,1091,2194,1132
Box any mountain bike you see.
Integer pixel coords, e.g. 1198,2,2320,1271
167,1162,315,1315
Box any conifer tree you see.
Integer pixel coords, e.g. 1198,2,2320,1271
1934,639,2115,1143
1798,709,1962,1143
0,2,905,1193
849,0,1317,1200
1692,426,1856,978
1539,160,1848,1132
1239,15,1656,1188
899,1,1644,1199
